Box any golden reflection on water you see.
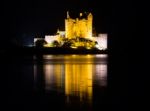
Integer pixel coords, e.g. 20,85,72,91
34,54,107,104
44,64,65,91
65,63,92,103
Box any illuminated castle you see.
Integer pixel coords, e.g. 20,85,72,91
65,12,93,39
34,11,107,50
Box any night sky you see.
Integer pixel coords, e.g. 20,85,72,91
2,0,136,48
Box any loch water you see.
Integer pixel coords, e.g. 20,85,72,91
5,54,108,111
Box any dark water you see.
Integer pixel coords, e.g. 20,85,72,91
5,54,107,111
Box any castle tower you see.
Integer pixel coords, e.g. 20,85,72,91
65,11,74,39
67,11,70,19
87,13,93,38
65,12,93,39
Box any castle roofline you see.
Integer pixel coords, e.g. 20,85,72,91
66,12,92,20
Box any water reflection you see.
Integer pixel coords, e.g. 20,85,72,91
65,63,92,103
44,64,65,91
95,61,107,86
34,54,107,106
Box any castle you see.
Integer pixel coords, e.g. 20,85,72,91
65,12,93,39
34,11,107,50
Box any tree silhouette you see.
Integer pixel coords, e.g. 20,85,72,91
35,40,47,47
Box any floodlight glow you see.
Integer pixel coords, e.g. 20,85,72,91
45,35,58,44
95,34,107,50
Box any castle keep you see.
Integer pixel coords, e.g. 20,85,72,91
65,12,93,39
